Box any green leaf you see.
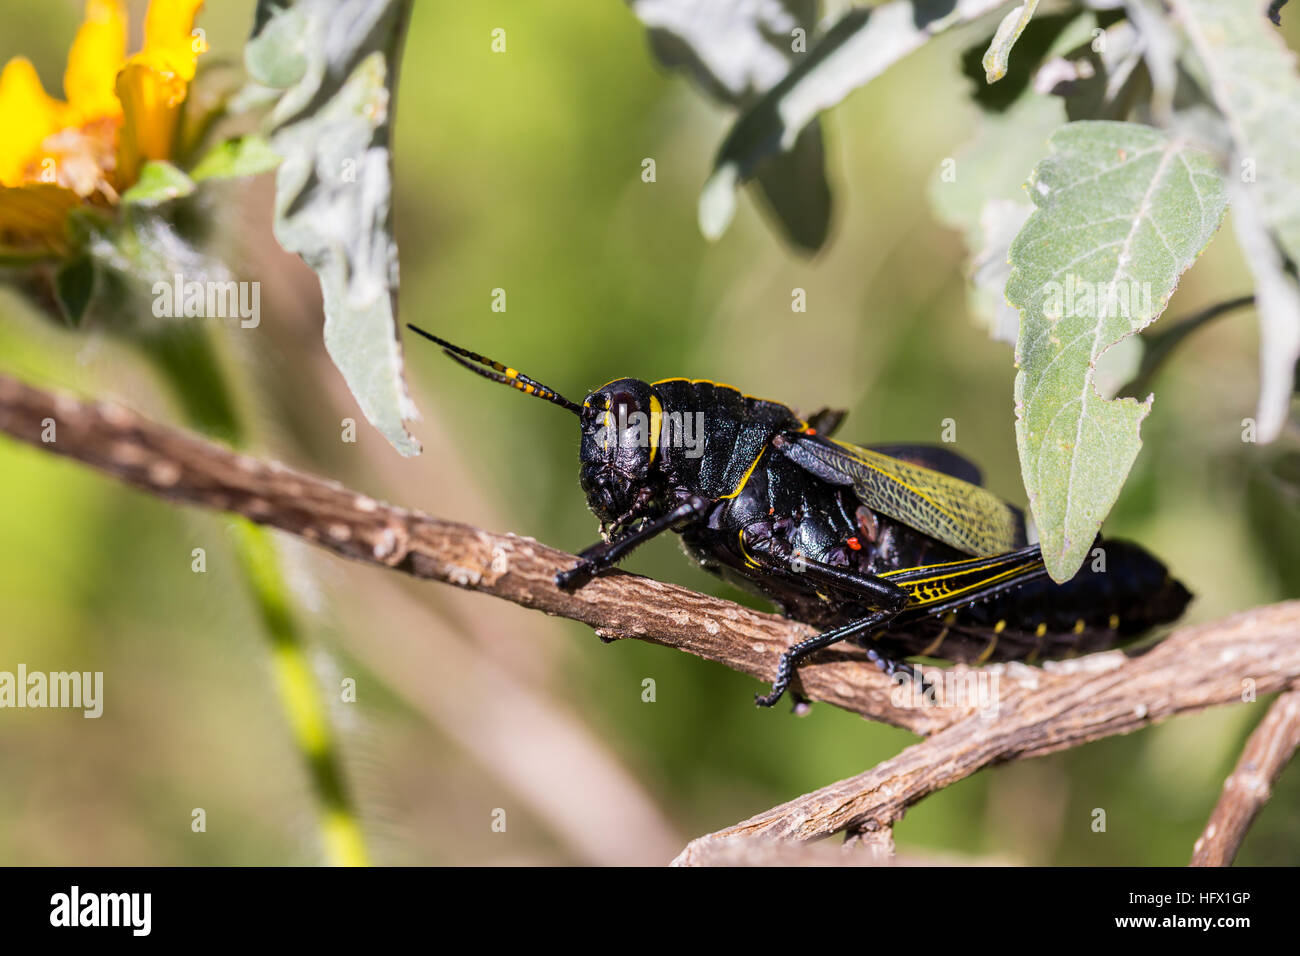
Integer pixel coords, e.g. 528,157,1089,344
982,0,1042,83
1168,0,1300,441
1170,0,1300,258
245,4,309,89
699,0,1012,242
120,161,195,205
189,135,282,182
929,91,1065,342
1007,122,1227,582
751,121,831,253
959,9,1082,112
249,0,421,457
627,0,832,252
54,255,95,326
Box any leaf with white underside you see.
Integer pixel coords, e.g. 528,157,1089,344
929,92,1063,343
930,12,1119,344
1230,179,1300,444
1169,0,1300,442
625,0,831,251
982,0,1041,83
625,0,815,102
247,0,420,457
1009,122,1227,582
700,0,1012,241
970,199,1034,344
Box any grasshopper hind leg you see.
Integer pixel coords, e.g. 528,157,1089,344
753,608,900,708
753,625,933,709
860,641,933,699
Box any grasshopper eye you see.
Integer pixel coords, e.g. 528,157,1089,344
608,390,639,421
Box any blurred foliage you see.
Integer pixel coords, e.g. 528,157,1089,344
249,0,421,457
0,0,1296,866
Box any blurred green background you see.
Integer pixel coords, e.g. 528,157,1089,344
0,0,1296,865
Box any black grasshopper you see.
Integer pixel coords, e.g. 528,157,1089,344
409,325,1191,707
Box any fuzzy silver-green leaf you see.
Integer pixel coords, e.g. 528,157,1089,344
1008,121,1227,582
249,0,420,457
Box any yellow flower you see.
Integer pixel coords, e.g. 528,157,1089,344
0,0,207,255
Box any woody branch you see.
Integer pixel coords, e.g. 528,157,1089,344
1190,687,1300,867
1,371,1297,863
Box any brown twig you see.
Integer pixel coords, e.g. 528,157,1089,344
0,371,953,734
2,372,1299,863
1190,687,1300,867
672,603,1300,865
843,821,896,865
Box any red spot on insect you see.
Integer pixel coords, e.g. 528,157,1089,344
807,428,817,435
768,507,775,515
847,537,862,551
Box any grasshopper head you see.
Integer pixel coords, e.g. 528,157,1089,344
406,326,661,535
578,379,660,532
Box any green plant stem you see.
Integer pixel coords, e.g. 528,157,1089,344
1118,295,1256,399
229,519,369,866
140,326,369,866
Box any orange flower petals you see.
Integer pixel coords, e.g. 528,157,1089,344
0,0,207,251
64,0,128,122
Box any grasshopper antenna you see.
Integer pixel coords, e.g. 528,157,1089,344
407,324,582,416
